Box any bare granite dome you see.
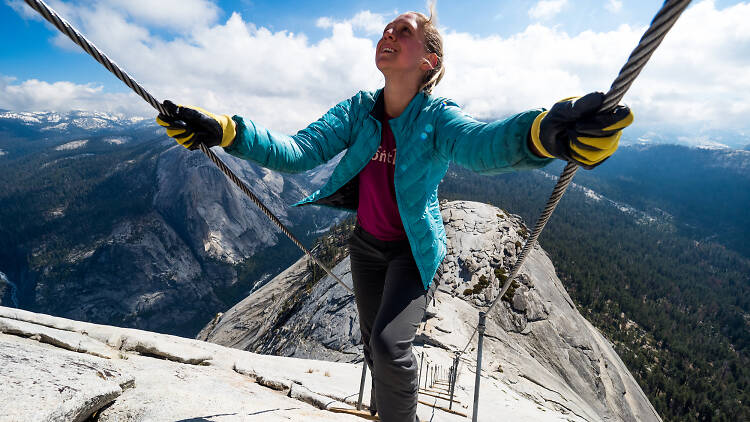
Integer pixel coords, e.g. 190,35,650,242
201,200,661,422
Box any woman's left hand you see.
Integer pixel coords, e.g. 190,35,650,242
529,92,634,169
156,100,237,150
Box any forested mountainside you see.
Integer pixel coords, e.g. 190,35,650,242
438,146,749,422
568,144,750,257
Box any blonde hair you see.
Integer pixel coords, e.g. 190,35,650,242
412,3,445,95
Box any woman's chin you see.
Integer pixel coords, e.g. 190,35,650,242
375,60,390,75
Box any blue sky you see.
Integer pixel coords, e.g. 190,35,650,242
2,1,750,147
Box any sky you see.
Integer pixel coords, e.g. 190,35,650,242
1,0,749,147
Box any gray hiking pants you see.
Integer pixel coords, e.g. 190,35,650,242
348,224,438,422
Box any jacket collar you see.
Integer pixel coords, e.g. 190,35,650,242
368,88,426,126
369,88,386,121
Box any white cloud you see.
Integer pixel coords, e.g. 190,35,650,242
317,10,389,36
528,0,568,21
104,0,220,30
0,77,152,115
6,0,42,20
605,0,623,13
4,1,750,145
442,1,750,139
7,2,385,133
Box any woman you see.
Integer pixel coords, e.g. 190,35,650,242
157,8,632,422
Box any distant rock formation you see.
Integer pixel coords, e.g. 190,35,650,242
201,200,661,422
7,138,342,336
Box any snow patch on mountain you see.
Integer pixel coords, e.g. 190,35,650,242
55,140,88,151
105,137,127,145
128,116,147,124
0,111,68,124
0,110,151,132
631,130,672,146
41,122,70,131
626,126,750,149
0,149,6,157
581,186,603,201
537,170,667,226
72,117,109,130
0,112,42,124
47,207,65,218
695,142,731,150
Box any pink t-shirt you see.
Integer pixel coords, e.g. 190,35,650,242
357,114,407,241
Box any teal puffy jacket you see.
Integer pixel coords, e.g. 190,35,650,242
225,89,553,289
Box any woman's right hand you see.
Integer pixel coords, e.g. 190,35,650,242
529,92,633,169
156,100,236,150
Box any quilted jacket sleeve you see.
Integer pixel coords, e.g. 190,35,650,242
223,93,361,173
433,99,553,175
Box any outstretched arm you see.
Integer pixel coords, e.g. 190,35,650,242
433,99,553,175
225,93,362,173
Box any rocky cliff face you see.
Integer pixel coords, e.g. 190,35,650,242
154,146,315,264
201,200,661,422
0,303,605,421
2,115,344,335
57,146,343,336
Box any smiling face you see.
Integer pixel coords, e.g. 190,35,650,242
376,13,435,79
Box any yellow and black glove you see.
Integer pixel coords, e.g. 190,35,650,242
530,92,633,169
156,100,236,150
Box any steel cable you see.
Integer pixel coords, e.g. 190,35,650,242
460,0,692,355
23,0,353,295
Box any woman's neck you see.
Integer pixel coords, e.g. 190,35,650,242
383,76,420,118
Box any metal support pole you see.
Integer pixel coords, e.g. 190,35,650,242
418,352,424,392
357,360,367,410
449,353,459,410
472,312,487,422
425,362,430,389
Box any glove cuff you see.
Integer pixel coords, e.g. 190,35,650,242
530,111,555,159
218,114,237,148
